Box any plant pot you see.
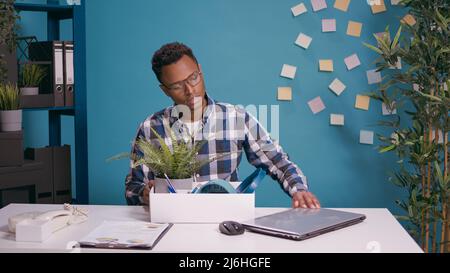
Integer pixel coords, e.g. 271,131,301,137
154,177,193,193
20,87,39,96
0,110,22,132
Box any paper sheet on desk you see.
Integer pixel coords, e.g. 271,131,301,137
78,221,173,250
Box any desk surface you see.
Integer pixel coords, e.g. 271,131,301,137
0,204,422,253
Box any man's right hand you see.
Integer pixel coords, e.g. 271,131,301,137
142,180,155,205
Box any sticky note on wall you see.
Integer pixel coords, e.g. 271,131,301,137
330,114,345,126
329,78,346,96
291,3,308,16
277,87,292,101
322,19,336,32
280,64,297,79
367,69,382,84
360,130,374,145
401,14,416,26
382,102,397,115
391,0,401,5
311,0,327,12
355,95,370,110
334,0,350,12
295,33,312,49
319,60,334,72
370,0,387,14
347,21,362,37
308,96,326,114
344,54,361,70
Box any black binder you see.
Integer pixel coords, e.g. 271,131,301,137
28,41,65,107
63,41,74,107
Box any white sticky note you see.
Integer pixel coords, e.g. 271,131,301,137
291,3,308,16
391,0,401,5
322,19,336,32
330,114,345,126
280,64,297,79
382,102,397,115
344,54,361,70
360,130,374,145
295,33,312,49
277,87,292,101
311,0,327,12
308,96,326,114
329,78,346,96
367,69,382,84
389,57,402,69
432,129,445,144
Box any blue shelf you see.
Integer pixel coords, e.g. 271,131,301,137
16,0,89,204
14,3,73,20
22,106,74,112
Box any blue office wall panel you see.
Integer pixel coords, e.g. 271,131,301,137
83,0,407,212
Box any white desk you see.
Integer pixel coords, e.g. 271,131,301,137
0,204,422,253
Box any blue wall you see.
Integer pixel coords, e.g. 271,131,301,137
84,0,407,212
18,0,410,213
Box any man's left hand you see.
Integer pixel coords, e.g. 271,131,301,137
292,191,321,209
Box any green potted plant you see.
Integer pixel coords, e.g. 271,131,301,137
363,0,449,253
0,0,20,84
0,82,21,132
110,127,227,193
19,64,46,95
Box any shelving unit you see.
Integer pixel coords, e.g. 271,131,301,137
14,0,89,204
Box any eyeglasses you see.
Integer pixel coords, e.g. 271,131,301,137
162,71,202,93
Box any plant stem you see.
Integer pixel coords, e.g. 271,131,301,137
421,130,426,250
445,131,449,253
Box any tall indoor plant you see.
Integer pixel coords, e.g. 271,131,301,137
364,0,449,253
0,0,20,84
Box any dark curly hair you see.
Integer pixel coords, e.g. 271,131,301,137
151,42,198,83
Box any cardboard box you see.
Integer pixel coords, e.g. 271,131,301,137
149,182,255,223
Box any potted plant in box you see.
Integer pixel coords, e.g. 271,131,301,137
109,126,228,192
19,64,46,95
0,82,21,132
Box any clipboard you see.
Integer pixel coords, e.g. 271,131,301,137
78,221,173,250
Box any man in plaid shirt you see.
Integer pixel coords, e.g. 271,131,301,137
125,42,320,209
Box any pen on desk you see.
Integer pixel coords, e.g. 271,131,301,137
191,185,200,194
163,173,177,193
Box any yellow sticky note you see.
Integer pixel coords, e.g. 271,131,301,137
277,87,292,101
401,14,416,26
347,21,362,37
355,95,370,110
371,0,386,14
334,0,350,12
319,60,334,72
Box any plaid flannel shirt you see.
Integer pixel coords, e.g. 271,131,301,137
125,94,308,205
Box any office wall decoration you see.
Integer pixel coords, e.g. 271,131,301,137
280,0,447,252
363,0,449,253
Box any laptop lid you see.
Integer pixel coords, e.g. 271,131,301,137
241,208,366,241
